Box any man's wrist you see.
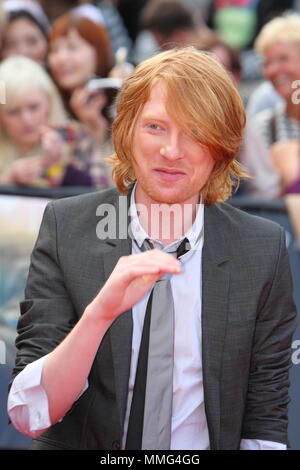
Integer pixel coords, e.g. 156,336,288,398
83,299,113,331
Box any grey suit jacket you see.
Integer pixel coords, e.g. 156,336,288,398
12,188,297,450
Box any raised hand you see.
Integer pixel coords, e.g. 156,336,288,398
87,249,181,323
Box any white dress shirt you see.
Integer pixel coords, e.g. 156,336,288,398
8,187,286,450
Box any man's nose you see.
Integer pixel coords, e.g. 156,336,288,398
162,134,184,159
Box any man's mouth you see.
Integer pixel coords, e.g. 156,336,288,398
154,168,186,181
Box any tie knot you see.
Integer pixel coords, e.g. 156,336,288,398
175,237,191,258
142,237,190,259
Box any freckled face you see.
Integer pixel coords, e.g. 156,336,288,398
132,81,215,207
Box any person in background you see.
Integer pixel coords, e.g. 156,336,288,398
252,13,300,195
206,0,295,81
271,140,300,194
47,13,114,144
0,56,113,189
140,0,208,51
206,0,259,51
197,29,241,81
246,81,283,119
3,0,49,29
37,0,132,59
116,0,149,42
196,30,281,199
92,0,132,58
0,9,49,64
245,4,300,118
37,0,82,23
117,0,211,43
133,0,211,64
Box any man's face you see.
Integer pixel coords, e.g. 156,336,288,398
132,81,215,206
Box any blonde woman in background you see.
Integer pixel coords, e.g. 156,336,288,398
0,56,113,188
0,55,66,185
253,13,300,195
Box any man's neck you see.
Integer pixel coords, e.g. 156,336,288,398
134,187,200,246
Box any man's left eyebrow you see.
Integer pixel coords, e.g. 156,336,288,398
142,114,165,122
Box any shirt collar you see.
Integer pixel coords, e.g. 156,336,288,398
129,183,204,251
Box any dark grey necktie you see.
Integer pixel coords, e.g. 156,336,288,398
125,237,190,450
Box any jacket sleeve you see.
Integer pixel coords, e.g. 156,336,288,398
11,202,78,384
241,227,297,444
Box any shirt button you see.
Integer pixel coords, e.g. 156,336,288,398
112,440,121,450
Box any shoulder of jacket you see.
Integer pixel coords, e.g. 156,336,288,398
48,188,122,212
207,201,283,239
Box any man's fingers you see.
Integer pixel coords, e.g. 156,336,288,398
120,266,161,284
118,249,181,270
114,252,181,288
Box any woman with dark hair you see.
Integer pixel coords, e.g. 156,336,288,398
1,9,48,64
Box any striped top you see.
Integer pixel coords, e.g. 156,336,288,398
253,103,300,148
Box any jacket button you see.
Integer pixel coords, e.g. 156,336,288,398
112,440,121,450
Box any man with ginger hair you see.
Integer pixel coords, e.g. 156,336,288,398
8,47,296,450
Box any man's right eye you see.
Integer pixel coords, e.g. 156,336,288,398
146,123,163,131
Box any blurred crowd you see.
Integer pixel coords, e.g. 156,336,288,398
0,0,299,204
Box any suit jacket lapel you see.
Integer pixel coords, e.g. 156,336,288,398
103,237,133,431
101,190,133,432
202,204,231,450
